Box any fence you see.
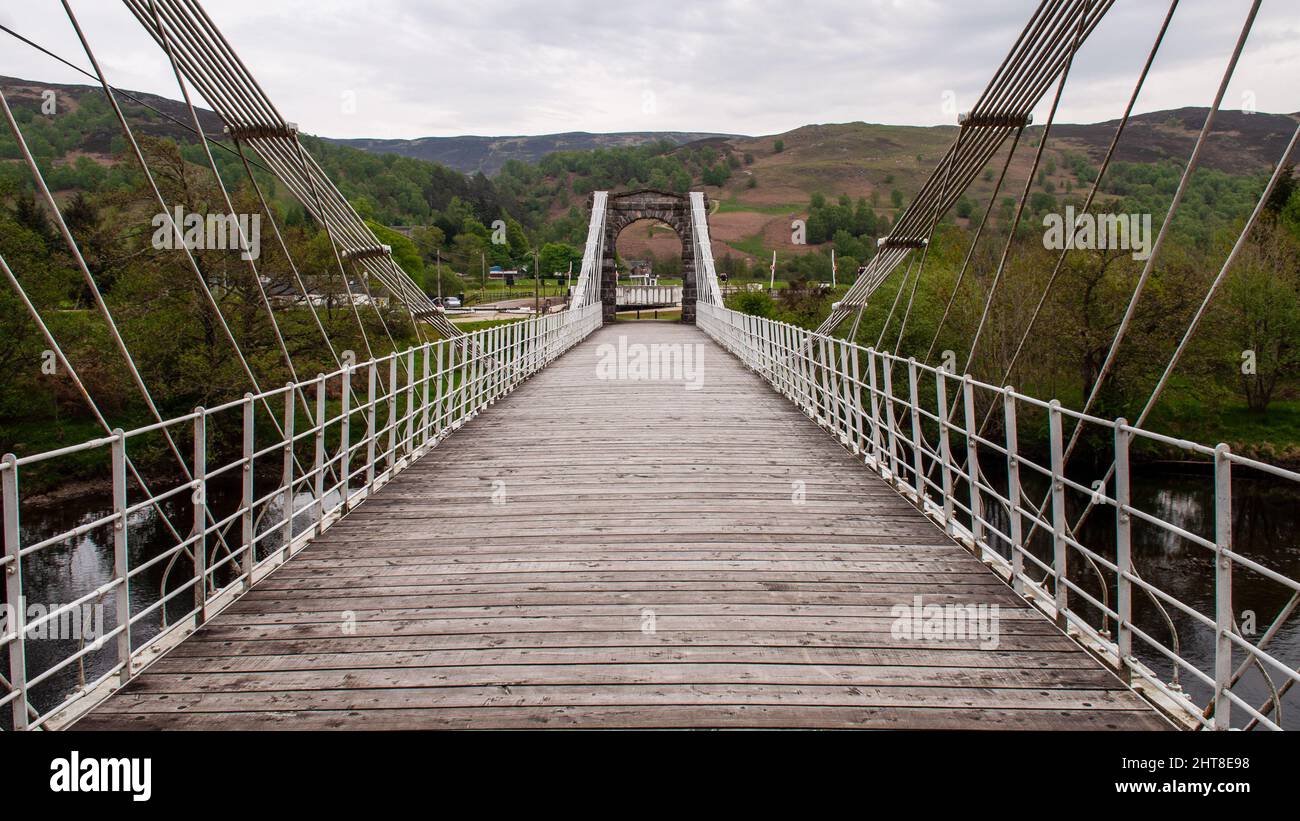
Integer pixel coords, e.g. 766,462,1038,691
698,301,1300,730
0,303,601,730
615,286,682,306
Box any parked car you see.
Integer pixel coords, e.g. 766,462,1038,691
444,296,462,308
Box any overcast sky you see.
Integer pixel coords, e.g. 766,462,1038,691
4,1,1298,139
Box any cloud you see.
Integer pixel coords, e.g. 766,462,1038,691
5,0,1297,139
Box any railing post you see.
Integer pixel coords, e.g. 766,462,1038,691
786,325,799,402
793,326,807,412
774,322,788,397
530,316,540,371
801,330,816,417
759,315,772,379
881,354,900,485
487,326,498,401
825,337,842,433
433,343,445,441
866,348,883,469
963,376,983,551
466,336,478,419
1048,400,1068,627
1003,388,1024,595
1114,418,1132,683
4,453,28,729
484,327,495,401
847,342,864,455
935,370,955,534
107,432,130,687
816,336,831,426
366,362,377,489
339,368,351,511
314,375,326,534
281,385,295,558
405,348,416,457
388,355,398,471
192,410,207,623
782,324,795,403
497,324,505,396
506,320,517,387
1213,443,1234,730
421,344,431,449
456,338,469,426
241,395,255,586
907,359,924,501
840,340,856,450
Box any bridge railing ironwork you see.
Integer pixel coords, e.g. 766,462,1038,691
0,303,602,730
698,301,1300,731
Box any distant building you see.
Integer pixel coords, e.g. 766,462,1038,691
627,259,657,286
487,266,521,280
261,275,387,307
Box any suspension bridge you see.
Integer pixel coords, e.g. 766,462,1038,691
2,0,1298,731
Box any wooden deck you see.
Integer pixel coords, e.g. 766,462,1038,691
76,322,1169,730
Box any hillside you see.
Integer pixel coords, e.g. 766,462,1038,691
331,131,738,175
341,108,1298,264
637,110,1296,264
4,72,1295,271
0,75,225,148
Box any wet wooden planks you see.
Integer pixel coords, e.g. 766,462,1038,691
76,322,1169,730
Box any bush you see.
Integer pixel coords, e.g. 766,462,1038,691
727,289,777,318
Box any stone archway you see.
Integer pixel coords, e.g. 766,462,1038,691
598,190,701,324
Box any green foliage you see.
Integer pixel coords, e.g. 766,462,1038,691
366,221,425,287
726,289,777,318
538,242,581,278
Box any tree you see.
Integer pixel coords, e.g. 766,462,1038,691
538,242,581,279
774,139,785,154
409,225,446,265
1219,222,1300,412
727,288,776,318
366,221,426,288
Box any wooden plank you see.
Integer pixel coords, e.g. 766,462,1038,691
76,322,1168,731
88,685,1149,715
169,630,1084,657
75,705,1171,731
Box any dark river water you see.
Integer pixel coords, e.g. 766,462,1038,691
6,466,1299,730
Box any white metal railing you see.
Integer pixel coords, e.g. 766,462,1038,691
0,303,601,730
616,286,682,306
698,301,1300,731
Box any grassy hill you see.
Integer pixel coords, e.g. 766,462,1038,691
331,131,738,176
8,71,1293,267
682,111,1299,264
